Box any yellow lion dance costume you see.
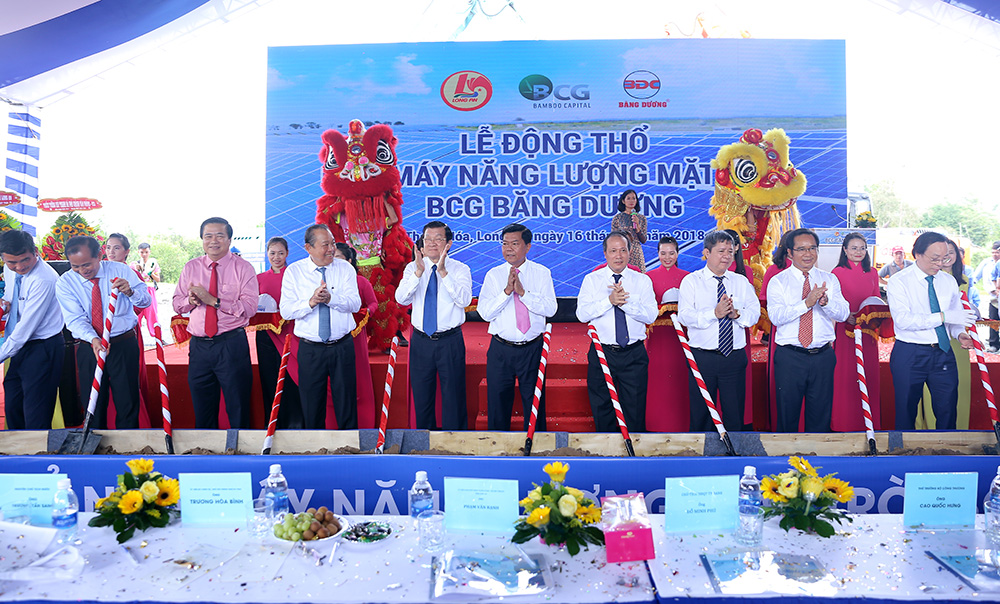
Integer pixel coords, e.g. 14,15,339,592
709,127,806,295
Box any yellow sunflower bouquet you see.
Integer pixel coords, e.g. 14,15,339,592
760,456,853,537
88,458,180,543
511,462,604,556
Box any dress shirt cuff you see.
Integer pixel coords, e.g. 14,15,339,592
440,274,464,302
520,291,543,313
692,309,716,330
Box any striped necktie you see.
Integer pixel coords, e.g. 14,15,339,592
714,275,733,356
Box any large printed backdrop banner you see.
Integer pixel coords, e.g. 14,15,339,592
266,39,846,296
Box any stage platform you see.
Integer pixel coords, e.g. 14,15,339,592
3,322,1000,433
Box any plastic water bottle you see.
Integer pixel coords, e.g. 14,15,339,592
408,471,434,519
51,478,79,545
264,464,290,517
984,465,1000,544
735,465,763,547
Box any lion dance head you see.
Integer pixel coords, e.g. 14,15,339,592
709,127,805,294
315,119,413,351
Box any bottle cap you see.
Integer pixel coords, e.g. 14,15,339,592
416,471,428,481
744,465,755,476
57,478,71,490
270,464,282,474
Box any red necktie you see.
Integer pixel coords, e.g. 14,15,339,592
90,278,103,336
205,262,219,337
798,271,813,347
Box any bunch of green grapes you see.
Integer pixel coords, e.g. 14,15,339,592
273,507,341,541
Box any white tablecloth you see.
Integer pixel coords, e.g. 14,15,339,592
648,514,997,600
0,514,654,603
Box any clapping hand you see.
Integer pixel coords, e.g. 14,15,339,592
715,294,734,319
437,242,451,278
189,283,215,306
608,282,629,306
310,281,330,308
413,246,425,278
804,282,828,308
505,266,525,297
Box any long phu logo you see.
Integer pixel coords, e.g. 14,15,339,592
441,71,493,111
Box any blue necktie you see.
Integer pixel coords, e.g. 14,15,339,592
424,265,438,336
6,274,22,337
926,275,951,349
317,267,330,341
715,275,733,356
613,273,628,347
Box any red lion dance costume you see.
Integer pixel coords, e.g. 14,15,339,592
315,119,413,351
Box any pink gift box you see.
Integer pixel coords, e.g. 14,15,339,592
604,521,654,563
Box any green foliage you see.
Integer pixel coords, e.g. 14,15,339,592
116,230,204,283
921,199,1000,249
865,180,919,228
764,498,849,537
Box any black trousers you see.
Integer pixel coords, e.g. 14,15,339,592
410,328,467,430
486,336,546,431
586,341,647,433
189,328,252,429
4,334,63,430
890,340,958,430
255,330,303,429
76,331,140,429
687,347,747,432
298,336,356,430
774,344,836,433
990,302,999,349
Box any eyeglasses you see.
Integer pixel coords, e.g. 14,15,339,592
424,236,447,243
501,241,523,248
792,246,819,253
925,256,947,265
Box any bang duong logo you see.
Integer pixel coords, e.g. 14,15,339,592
441,71,493,111
623,70,660,100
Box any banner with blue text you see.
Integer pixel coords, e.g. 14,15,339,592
266,39,846,296
1,455,991,518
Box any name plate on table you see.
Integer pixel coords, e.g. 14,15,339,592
179,472,252,528
443,477,518,534
0,473,67,525
664,475,738,532
902,472,977,529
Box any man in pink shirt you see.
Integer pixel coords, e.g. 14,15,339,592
172,217,259,428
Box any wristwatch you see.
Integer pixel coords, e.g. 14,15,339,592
213,298,221,309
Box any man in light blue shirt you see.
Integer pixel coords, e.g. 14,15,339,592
987,242,1000,352
56,236,150,429
0,230,65,429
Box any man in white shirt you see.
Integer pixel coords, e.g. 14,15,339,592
0,230,65,429
280,224,361,429
887,231,975,430
57,236,151,429
478,224,558,431
677,231,761,432
395,221,473,430
767,228,850,432
577,232,658,433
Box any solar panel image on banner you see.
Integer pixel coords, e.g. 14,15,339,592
266,38,847,297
